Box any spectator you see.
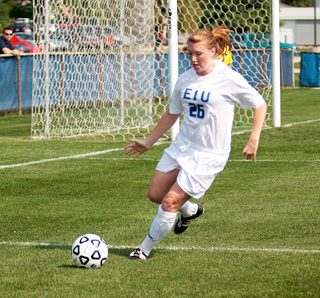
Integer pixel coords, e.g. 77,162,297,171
0,27,20,56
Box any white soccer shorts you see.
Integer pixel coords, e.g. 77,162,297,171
156,134,229,199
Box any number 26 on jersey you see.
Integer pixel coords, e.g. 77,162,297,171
189,103,205,119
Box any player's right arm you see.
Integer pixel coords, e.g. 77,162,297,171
242,102,267,161
124,109,180,158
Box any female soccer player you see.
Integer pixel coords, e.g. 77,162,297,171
124,27,267,260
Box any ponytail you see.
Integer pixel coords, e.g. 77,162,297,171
211,25,233,57
187,25,233,57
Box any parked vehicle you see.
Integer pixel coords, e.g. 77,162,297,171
230,33,300,55
76,26,101,49
12,32,34,41
102,27,132,46
11,38,44,53
13,32,68,51
40,34,69,51
53,24,133,49
54,27,82,50
8,19,33,33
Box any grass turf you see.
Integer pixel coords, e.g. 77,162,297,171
0,88,319,297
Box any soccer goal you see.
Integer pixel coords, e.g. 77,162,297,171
32,0,280,140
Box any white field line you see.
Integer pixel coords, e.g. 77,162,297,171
229,159,320,162
0,148,123,170
0,143,167,170
231,118,320,135
282,118,320,127
0,241,319,254
86,157,320,163
1,118,320,171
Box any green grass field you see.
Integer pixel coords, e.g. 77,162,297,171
0,88,319,297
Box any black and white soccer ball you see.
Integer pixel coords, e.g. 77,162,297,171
71,233,108,269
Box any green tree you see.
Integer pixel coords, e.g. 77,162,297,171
0,0,13,30
281,0,314,7
9,0,33,19
0,0,33,31
198,0,271,33
177,0,204,32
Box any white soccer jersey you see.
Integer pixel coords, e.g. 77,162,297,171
169,59,265,153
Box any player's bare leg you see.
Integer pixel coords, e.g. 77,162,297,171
148,169,204,234
130,182,189,260
147,169,180,204
148,170,204,234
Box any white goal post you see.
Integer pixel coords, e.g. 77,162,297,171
272,0,281,128
32,0,281,140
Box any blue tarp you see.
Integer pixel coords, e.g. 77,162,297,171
300,52,320,87
0,56,33,110
0,50,293,111
281,50,293,86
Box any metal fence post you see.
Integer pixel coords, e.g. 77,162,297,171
17,56,22,115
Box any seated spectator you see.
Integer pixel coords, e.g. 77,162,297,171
0,27,20,56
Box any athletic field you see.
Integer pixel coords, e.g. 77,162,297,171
0,88,319,297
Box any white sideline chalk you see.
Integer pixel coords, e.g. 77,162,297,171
0,241,319,254
1,119,320,171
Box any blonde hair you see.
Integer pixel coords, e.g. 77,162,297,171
187,25,233,57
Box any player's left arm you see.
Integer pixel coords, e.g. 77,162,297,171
242,102,267,161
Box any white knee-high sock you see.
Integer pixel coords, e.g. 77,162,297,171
179,200,198,217
139,205,177,256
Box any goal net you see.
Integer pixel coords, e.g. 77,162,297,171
32,0,273,140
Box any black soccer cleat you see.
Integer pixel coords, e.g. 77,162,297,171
174,204,204,234
129,248,148,260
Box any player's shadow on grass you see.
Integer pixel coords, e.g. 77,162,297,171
35,244,136,258
57,248,140,269
59,264,78,269
108,247,165,259
108,247,132,258
35,243,161,261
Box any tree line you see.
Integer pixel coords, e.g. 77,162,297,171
0,0,315,33
0,0,32,31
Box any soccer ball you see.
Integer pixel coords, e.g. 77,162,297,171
71,233,108,269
